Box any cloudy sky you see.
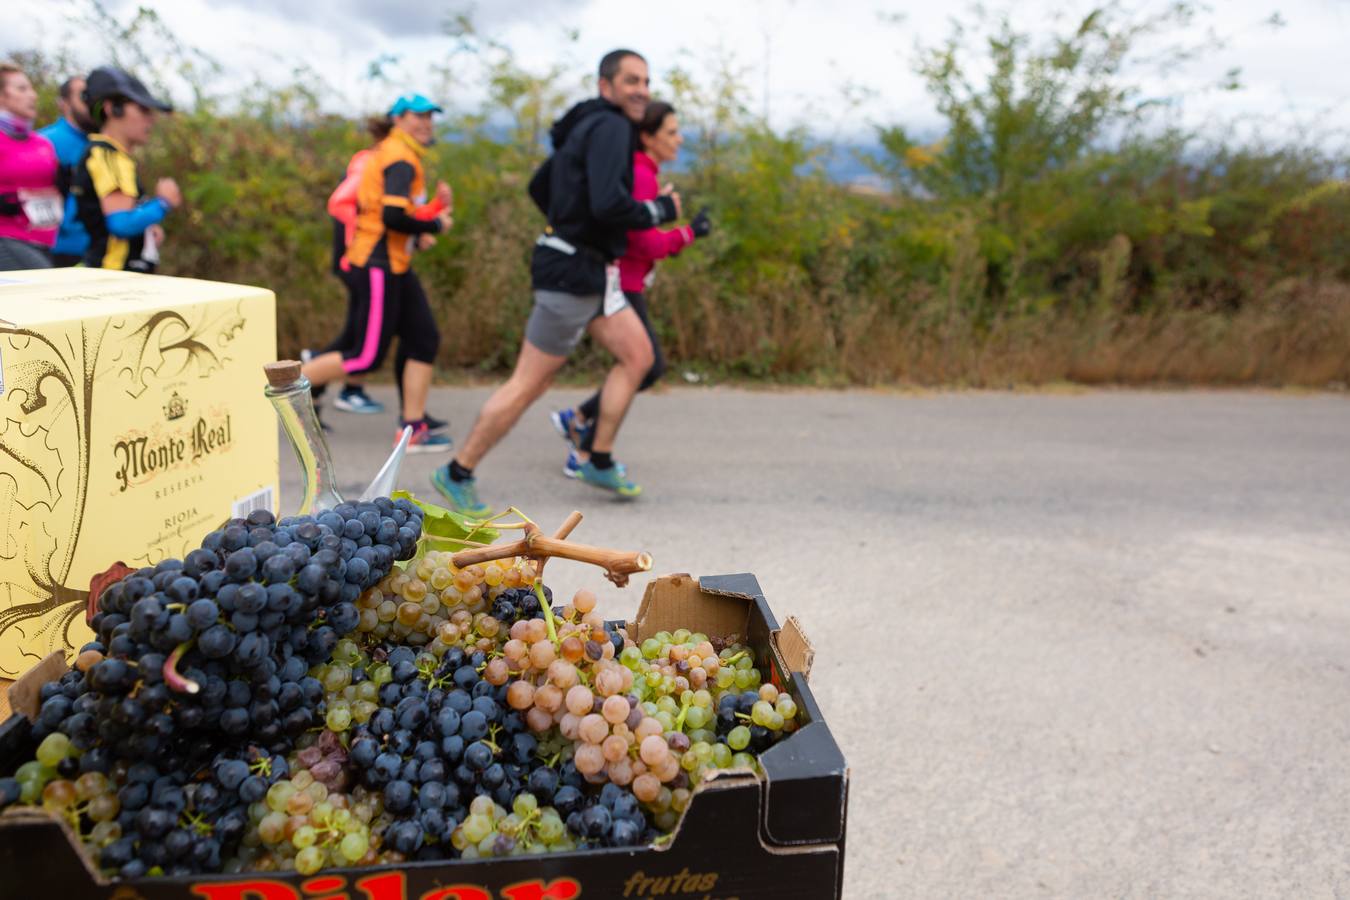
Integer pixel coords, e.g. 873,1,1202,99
9,0,1350,144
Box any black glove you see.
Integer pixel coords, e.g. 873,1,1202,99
690,208,712,238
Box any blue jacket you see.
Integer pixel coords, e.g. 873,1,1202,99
37,117,90,257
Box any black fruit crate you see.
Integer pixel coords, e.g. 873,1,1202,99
0,573,849,900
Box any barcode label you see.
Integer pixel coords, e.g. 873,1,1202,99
231,486,275,519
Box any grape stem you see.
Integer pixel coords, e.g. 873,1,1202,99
467,506,535,535
534,579,559,646
452,511,651,587
535,510,582,582
675,693,695,731
163,641,201,694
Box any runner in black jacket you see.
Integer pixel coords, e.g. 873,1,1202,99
433,49,681,515
527,96,676,295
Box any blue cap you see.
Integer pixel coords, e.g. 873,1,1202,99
389,94,442,116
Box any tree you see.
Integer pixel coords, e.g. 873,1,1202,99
873,3,1202,307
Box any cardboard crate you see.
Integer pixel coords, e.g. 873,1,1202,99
0,574,849,899
0,268,279,677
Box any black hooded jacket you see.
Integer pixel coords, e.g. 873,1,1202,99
528,97,677,294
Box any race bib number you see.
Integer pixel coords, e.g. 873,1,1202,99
142,226,160,265
603,264,627,317
17,188,63,230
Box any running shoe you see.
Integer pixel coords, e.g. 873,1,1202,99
431,466,494,518
423,412,449,433
550,408,586,449
401,421,452,454
575,461,641,498
563,451,624,479
334,387,384,414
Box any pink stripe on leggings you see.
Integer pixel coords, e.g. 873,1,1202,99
343,267,385,373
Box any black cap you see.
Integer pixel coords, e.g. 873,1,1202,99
84,66,173,113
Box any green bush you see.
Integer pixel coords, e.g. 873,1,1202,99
11,3,1349,386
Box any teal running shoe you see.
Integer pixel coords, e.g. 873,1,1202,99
576,460,641,498
564,452,623,479
431,466,494,517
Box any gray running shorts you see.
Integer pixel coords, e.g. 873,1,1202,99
525,289,618,356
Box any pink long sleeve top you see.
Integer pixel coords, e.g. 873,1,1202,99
0,127,61,247
618,151,693,293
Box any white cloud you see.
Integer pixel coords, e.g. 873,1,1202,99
7,0,1349,145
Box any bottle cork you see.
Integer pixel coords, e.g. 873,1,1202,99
264,360,303,388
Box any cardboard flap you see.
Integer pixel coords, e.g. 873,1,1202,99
759,715,850,847
628,573,752,643
773,615,815,680
0,807,111,884
7,652,67,721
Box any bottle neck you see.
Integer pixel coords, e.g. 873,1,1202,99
265,376,344,515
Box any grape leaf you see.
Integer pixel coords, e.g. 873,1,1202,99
392,490,499,550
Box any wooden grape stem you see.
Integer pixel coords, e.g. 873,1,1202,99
452,511,651,587
535,510,583,582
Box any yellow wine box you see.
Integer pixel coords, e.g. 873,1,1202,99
0,267,278,677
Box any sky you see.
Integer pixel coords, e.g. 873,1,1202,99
8,0,1350,147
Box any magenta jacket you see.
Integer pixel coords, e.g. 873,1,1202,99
0,127,60,247
619,152,693,293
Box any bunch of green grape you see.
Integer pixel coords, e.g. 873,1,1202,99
241,765,379,874
351,552,534,649
450,793,575,859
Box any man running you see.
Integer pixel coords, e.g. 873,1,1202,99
38,75,95,266
432,49,680,516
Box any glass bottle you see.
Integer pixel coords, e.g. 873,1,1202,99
263,360,344,515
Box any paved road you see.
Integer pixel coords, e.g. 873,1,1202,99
285,385,1350,899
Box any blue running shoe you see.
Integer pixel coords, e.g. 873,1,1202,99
550,408,581,449
423,412,449,433
576,460,641,498
431,466,494,517
334,387,384,414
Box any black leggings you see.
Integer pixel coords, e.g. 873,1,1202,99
321,267,374,392
336,266,439,407
577,290,664,451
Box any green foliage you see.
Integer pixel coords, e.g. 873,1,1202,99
10,2,1349,386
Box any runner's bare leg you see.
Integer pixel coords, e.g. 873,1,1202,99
585,305,654,455
400,359,434,422
455,340,568,468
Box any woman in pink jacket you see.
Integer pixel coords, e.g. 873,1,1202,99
551,100,711,474
0,63,61,270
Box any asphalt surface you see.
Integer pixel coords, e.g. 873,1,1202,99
287,384,1350,899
